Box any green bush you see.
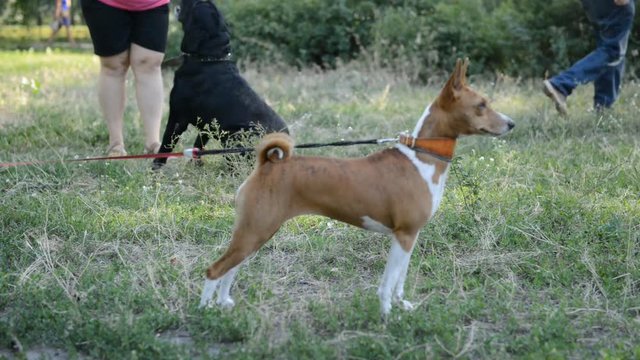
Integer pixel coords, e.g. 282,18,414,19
405,0,591,78
215,0,615,77
7,0,635,78
368,6,436,76
223,0,377,67
221,0,639,78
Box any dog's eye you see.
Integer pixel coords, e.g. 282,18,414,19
477,102,486,110
174,5,181,17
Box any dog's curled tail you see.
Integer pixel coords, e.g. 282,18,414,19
257,133,294,166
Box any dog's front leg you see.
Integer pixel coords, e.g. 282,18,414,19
392,233,418,311
378,233,416,315
152,110,189,170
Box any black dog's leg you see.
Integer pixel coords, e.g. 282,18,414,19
193,131,212,151
189,131,213,167
152,111,190,170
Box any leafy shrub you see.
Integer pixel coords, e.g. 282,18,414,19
367,0,595,79
223,0,377,67
368,6,437,79
134,0,640,78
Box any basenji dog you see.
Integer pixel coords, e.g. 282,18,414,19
199,59,515,315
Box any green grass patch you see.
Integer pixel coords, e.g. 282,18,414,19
0,25,91,49
1,50,639,358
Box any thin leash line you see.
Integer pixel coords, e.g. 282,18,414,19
197,138,390,156
0,152,186,169
0,135,450,168
0,138,396,168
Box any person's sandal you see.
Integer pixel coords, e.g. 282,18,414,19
106,144,127,157
543,80,568,115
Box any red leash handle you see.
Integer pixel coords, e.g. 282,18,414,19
0,150,188,168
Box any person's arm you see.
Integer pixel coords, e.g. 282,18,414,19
614,0,629,6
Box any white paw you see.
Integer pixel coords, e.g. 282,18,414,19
396,299,415,311
380,300,392,316
217,297,235,308
199,297,213,309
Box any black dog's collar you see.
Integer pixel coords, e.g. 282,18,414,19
183,52,232,63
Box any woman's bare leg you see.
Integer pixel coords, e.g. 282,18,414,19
130,44,165,153
98,50,130,155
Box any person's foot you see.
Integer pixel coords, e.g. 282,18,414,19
144,142,161,154
543,80,567,115
106,144,127,157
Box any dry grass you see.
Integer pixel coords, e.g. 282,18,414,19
1,50,639,358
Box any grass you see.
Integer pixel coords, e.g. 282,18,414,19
0,25,92,49
1,49,639,359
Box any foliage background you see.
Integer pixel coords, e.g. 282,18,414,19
2,0,639,79
218,0,640,79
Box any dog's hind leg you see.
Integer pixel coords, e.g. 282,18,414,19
216,262,242,307
199,233,268,308
199,214,285,308
198,262,241,308
200,177,289,308
377,231,417,315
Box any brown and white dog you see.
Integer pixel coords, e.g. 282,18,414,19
199,59,515,315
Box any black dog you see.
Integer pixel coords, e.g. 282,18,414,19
153,0,288,169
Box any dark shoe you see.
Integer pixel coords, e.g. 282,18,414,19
543,80,568,115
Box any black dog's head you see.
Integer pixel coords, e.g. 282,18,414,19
177,0,231,57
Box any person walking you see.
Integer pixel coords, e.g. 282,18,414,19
81,0,169,156
47,0,75,45
543,0,635,115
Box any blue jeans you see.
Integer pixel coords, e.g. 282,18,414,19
549,0,635,108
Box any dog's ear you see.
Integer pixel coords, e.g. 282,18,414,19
181,3,229,54
199,5,224,36
437,58,466,108
450,58,468,91
460,57,469,87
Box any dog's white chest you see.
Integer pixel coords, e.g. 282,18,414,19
395,144,449,218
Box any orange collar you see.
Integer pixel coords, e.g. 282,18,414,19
398,134,457,162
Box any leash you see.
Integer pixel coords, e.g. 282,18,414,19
0,135,451,169
196,137,398,156
0,137,397,168
0,151,187,169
